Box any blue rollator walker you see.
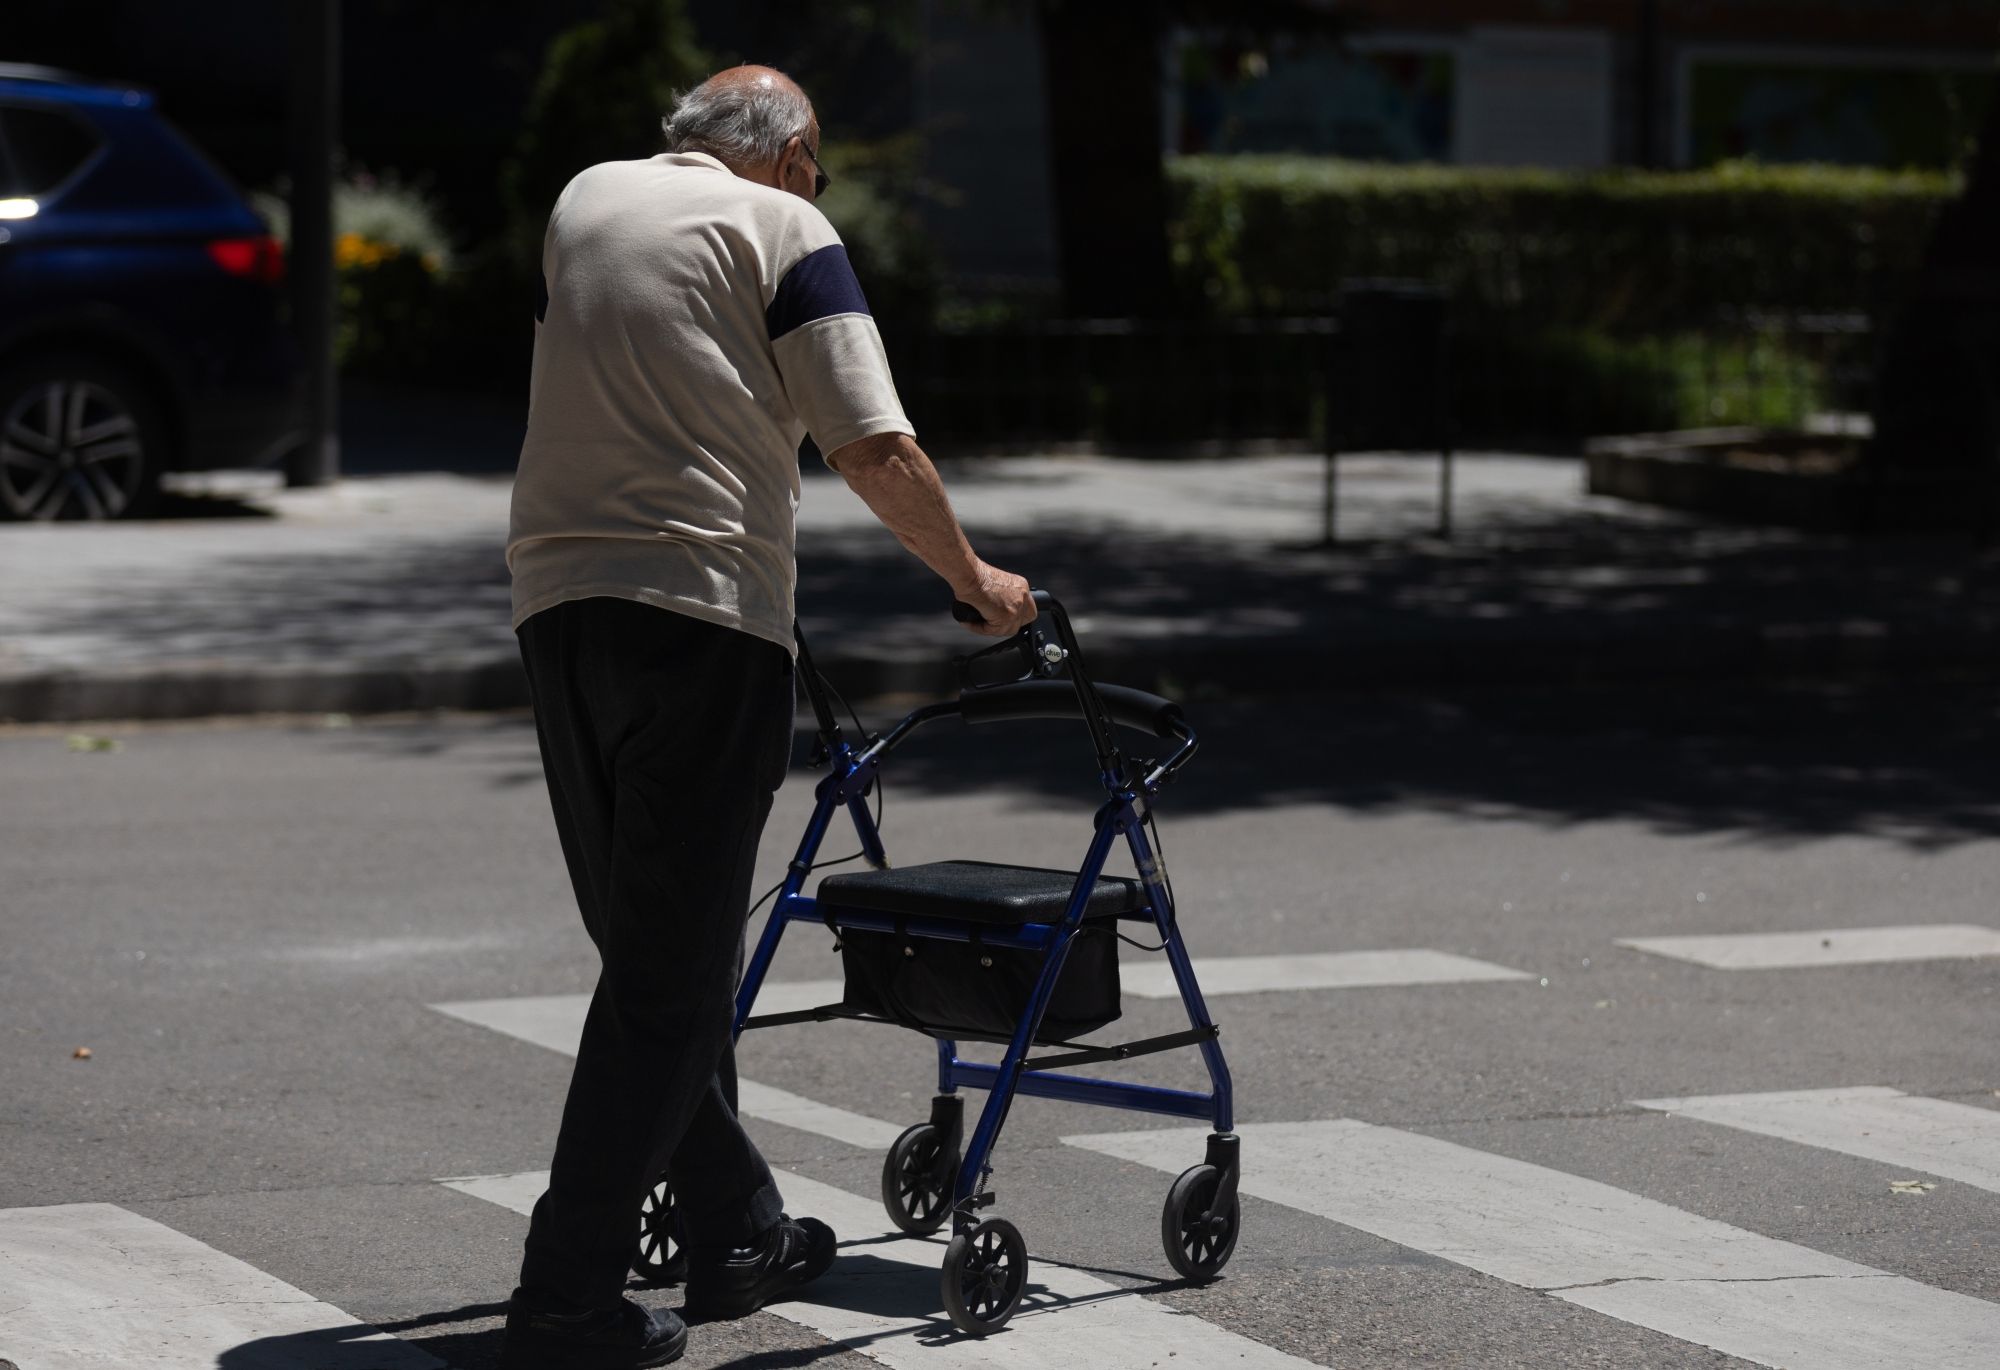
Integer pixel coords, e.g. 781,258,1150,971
631,591,1240,1336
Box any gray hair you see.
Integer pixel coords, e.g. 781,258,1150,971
662,73,813,168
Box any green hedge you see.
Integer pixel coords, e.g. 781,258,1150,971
1450,329,1835,442
1167,157,1959,331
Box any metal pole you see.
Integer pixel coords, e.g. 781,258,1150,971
286,0,340,487
1634,0,1662,169
1436,319,1454,540
1320,327,1340,545
1323,448,1338,545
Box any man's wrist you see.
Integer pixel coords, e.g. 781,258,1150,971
946,560,984,598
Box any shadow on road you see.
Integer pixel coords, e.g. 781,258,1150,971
323,671,2000,851
849,679,2000,851
797,505,2000,673
214,1320,456,1370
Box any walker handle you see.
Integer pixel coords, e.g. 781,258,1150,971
951,599,985,625
960,680,1185,740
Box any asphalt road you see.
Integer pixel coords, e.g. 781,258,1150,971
4,680,1999,1368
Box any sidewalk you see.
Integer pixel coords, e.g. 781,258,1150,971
3,439,1998,722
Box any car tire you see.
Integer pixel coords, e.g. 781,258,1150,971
0,352,167,521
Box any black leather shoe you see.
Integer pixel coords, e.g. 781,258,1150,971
682,1213,837,1321
498,1294,686,1369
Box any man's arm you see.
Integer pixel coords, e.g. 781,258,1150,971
824,431,1035,637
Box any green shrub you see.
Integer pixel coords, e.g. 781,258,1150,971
253,172,461,377
333,172,455,271
502,0,707,268
816,136,940,332
1450,328,1829,442
332,176,454,377
1167,157,1958,331
251,172,454,269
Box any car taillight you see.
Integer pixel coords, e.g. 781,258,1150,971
207,235,286,286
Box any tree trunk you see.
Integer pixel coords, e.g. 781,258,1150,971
1035,0,1173,317
1871,96,2000,487
1919,93,2000,296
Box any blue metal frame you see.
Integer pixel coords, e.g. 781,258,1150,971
733,693,1233,1232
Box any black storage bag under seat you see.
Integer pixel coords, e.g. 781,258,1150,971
840,923,1121,1044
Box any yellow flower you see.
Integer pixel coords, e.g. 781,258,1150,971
334,232,404,270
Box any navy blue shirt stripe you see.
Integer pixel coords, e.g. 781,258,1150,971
766,244,870,341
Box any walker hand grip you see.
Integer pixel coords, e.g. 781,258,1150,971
959,680,1185,739
951,599,985,625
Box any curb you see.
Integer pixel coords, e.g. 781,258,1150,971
3,622,1996,724
0,658,532,725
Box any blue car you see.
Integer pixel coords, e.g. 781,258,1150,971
0,63,300,519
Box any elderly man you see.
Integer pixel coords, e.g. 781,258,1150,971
500,64,1034,1369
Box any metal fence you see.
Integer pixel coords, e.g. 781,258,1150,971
891,317,1338,449
888,306,1883,452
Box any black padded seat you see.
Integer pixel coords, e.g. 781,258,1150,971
817,860,1146,926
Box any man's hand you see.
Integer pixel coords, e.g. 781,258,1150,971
954,561,1036,638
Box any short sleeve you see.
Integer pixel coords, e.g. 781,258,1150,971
767,244,913,458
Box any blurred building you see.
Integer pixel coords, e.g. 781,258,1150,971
919,0,1999,290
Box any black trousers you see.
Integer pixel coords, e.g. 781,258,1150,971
515,596,792,1310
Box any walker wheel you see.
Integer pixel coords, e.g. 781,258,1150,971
632,1173,688,1285
881,1123,956,1236
940,1217,1028,1335
1161,1163,1239,1281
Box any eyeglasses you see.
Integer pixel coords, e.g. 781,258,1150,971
798,137,830,198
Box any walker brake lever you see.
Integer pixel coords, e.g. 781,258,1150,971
954,626,1068,690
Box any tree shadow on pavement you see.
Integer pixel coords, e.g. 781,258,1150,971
39,536,516,669
64,483,1998,849
852,678,2000,852
797,505,2000,673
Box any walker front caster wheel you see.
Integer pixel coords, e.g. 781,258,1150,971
882,1123,956,1236
1162,1163,1239,1281
632,1173,688,1285
940,1216,1027,1335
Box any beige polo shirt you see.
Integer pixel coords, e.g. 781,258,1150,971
506,151,913,653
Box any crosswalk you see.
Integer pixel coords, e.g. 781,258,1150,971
1631,1086,2000,1193
0,1204,442,1370
7,932,1996,1369
1064,1120,2000,1370
1616,923,2000,969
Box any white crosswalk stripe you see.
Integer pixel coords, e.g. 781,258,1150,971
1632,1087,2000,1193
0,1202,440,1370
1119,949,1533,998
1062,1119,2000,1370
1616,924,2000,969
440,1168,1318,1369
429,992,901,1149
429,944,1530,1058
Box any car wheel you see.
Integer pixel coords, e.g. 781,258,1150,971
0,355,166,521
